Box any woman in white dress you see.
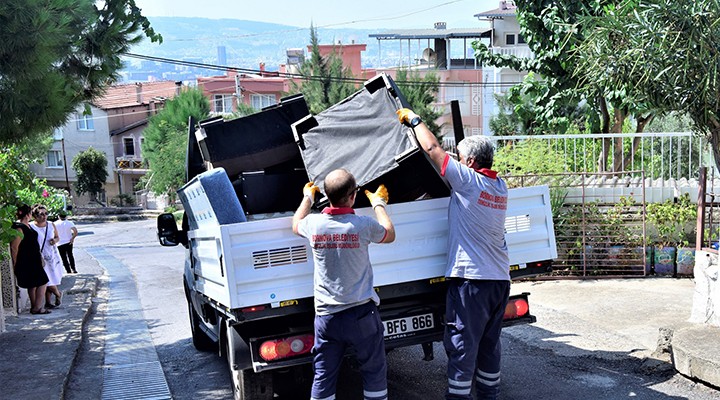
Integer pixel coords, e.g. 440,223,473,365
30,204,63,308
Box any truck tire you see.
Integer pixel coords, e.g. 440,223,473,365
225,321,274,399
188,300,217,352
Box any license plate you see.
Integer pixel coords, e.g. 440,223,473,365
383,313,434,338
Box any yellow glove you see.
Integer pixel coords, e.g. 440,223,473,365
396,108,418,126
364,184,389,208
303,182,319,202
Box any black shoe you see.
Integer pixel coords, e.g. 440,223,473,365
71,269,77,273
45,303,57,309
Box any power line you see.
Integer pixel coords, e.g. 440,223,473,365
124,53,525,87
151,0,468,42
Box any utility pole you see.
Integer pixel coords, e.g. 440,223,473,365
61,137,70,192
235,74,243,109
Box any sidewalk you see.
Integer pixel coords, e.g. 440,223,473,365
510,278,720,388
0,273,98,399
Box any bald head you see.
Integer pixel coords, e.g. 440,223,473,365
324,169,357,207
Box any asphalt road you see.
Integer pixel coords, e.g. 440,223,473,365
66,219,720,399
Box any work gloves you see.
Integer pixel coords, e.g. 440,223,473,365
303,182,319,201
365,184,389,209
396,108,420,127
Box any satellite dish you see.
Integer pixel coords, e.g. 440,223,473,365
421,48,436,64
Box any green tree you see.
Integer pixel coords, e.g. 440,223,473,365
474,0,658,172
394,69,443,139
576,0,720,172
142,88,210,197
72,147,109,205
289,25,356,114
494,139,567,177
0,0,161,144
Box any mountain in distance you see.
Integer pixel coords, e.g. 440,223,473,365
125,16,390,74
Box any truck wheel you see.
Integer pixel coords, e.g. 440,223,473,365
188,300,217,352
230,369,273,400
225,323,274,399
273,365,312,398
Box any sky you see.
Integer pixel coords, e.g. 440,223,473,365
133,0,500,30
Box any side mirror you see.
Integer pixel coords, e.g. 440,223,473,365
157,213,181,247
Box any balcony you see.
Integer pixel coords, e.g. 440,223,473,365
116,156,146,170
488,46,534,59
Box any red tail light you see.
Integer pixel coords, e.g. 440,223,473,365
259,334,314,361
503,298,529,320
241,305,266,313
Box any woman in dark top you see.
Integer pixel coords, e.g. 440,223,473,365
9,204,50,314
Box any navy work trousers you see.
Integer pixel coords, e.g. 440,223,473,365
444,279,510,400
311,301,388,400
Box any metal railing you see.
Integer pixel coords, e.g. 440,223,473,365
506,172,648,278
444,132,712,182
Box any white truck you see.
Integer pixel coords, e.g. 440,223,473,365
157,170,556,399
157,75,556,399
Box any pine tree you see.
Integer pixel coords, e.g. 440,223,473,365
0,0,161,144
290,25,356,114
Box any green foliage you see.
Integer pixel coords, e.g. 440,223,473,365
494,139,567,178
394,69,443,138
72,147,109,202
289,25,357,114
110,193,135,207
489,93,522,136
231,102,259,116
0,146,36,260
646,193,697,248
0,145,67,261
142,88,210,196
0,0,161,145
575,0,720,168
475,0,661,173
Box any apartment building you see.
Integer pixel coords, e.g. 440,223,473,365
31,81,182,206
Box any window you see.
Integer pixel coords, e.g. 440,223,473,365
505,33,526,46
213,94,234,113
444,85,466,104
76,112,94,130
505,34,515,46
47,150,63,168
250,94,277,110
123,137,135,156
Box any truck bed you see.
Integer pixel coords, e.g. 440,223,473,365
188,185,557,310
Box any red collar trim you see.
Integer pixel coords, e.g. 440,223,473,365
321,207,355,215
476,168,498,179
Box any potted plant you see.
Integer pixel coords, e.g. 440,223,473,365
645,193,697,276
602,196,646,274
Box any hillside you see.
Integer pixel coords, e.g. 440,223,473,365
125,16,382,75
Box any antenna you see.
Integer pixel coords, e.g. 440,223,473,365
421,48,437,64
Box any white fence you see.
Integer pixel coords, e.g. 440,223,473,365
443,132,716,203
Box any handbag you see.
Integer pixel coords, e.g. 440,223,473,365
40,225,49,267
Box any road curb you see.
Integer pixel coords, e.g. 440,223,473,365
60,275,100,400
671,325,720,388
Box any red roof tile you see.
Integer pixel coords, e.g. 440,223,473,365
92,81,181,110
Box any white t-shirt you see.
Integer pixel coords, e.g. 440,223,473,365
298,207,387,315
441,154,510,281
55,219,77,246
